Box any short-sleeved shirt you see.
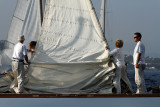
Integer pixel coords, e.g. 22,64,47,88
108,48,125,67
133,41,145,65
12,42,27,60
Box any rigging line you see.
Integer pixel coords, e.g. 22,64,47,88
87,0,109,46
103,0,109,47
6,40,15,45
13,15,24,22
107,0,113,48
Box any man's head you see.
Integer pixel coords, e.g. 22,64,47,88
134,32,142,42
115,40,123,48
18,35,25,43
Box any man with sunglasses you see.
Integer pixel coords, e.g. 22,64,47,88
133,32,146,94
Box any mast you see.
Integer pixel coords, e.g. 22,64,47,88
104,0,109,47
102,0,109,47
39,0,43,25
103,0,106,39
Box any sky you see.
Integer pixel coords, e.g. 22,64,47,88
0,0,16,40
106,0,160,57
0,0,160,57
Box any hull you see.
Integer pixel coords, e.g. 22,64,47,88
0,93,160,98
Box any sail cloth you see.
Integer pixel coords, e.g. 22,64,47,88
0,0,133,94
0,0,41,69
24,0,116,93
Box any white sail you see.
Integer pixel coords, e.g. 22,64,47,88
0,0,133,94
25,0,115,93
98,0,106,32
90,0,105,31
0,0,41,67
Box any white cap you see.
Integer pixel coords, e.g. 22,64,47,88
18,35,25,41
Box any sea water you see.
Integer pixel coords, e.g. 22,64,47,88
127,70,160,92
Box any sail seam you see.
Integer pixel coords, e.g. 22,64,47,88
36,44,93,55
46,4,89,13
40,32,102,43
45,4,103,15
43,18,94,28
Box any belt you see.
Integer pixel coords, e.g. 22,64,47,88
12,60,24,62
12,58,24,62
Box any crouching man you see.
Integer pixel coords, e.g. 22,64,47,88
10,35,30,94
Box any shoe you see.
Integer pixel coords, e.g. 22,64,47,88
13,87,23,94
9,88,15,93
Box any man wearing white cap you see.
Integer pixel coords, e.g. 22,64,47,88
11,35,30,93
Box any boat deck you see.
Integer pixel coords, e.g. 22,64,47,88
0,93,160,98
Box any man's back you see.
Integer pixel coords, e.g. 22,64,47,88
12,42,27,60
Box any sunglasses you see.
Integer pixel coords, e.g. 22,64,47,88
134,36,138,38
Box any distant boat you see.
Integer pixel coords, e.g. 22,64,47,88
0,0,133,95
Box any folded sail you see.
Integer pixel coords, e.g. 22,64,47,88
25,0,115,93
0,0,133,94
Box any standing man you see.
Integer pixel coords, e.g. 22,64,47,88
133,32,146,94
11,35,30,93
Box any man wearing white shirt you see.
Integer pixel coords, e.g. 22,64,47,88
11,35,30,93
133,32,146,94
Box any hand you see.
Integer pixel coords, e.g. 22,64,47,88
28,62,31,65
135,63,139,68
27,49,32,52
105,46,108,50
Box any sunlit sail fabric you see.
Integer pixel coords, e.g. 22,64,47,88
0,0,41,68
25,0,116,93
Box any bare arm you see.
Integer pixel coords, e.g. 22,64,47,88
24,55,30,65
136,53,141,68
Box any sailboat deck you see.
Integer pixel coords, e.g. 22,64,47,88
0,93,160,98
